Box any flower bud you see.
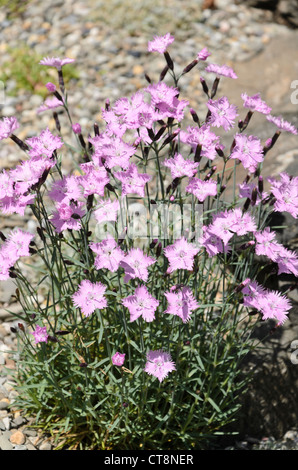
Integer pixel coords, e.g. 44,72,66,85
46,82,56,93
156,242,162,257
235,278,250,293
190,108,200,125
251,187,258,206
194,144,202,163
0,231,6,241
159,64,169,81
72,123,82,134
210,77,220,99
182,59,198,74
94,122,99,136
200,77,209,96
258,176,264,194
53,111,61,132
164,51,174,71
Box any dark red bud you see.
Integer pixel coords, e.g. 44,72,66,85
182,59,198,74
164,51,174,71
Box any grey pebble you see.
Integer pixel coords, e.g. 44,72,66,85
39,440,52,451
12,416,26,427
24,429,38,437
0,401,9,410
0,420,6,431
13,444,28,450
2,416,10,430
0,434,13,450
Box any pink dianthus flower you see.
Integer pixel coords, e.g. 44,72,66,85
164,286,199,323
39,56,75,70
0,117,19,140
89,237,125,272
164,237,199,273
266,114,297,135
268,172,298,219
148,33,175,54
241,92,271,115
162,153,199,179
186,177,217,202
114,163,151,198
112,352,125,366
122,285,159,322
207,97,238,132
120,248,156,283
72,279,107,317
230,133,264,173
205,63,237,79
31,325,49,344
144,349,176,383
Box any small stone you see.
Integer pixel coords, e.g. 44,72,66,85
0,419,6,431
26,443,37,450
2,416,11,430
0,434,13,450
132,64,144,75
12,416,25,427
10,430,26,446
13,444,28,450
24,428,37,437
0,400,9,410
39,440,52,450
28,435,40,447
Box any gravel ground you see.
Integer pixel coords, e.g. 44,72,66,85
0,0,298,450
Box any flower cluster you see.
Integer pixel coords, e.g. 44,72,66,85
0,33,297,393
242,279,291,325
0,229,34,280
200,208,257,256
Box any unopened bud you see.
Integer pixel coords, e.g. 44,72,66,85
204,166,216,180
210,77,220,99
153,125,167,142
200,77,209,96
72,123,82,134
182,59,198,74
235,278,251,293
258,176,264,194
215,146,225,158
156,242,162,257
94,123,99,136
164,51,174,71
190,108,200,125
243,197,251,212
251,187,258,206
48,336,59,343
55,330,71,336
53,111,61,132
46,82,56,93
194,144,202,163
162,129,180,147
159,64,169,81
150,239,158,249
242,110,253,130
